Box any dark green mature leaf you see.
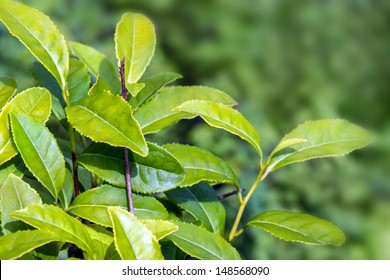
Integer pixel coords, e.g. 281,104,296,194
266,120,373,172
0,155,26,185
1,174,42,234
78,142,184,193
68,58,90,105
0,87,51,165
163,143,238,187
108,207,164,260
115,12,156,96
0,230,58,260
10,113,66,199
166,221,241,260
129,72,182,108
11,204,95,258
68,185,168,227
69,41,120,94
32,62,63,105
0,76,17,109
134,86,237,134
66,90,148,156
246,210,346,246
166,184,226,235
0,0,69,89
58,169,74,210
175,100,262,158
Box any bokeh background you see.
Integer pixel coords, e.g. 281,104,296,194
1,0,389,259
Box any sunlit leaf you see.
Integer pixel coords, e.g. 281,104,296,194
142,219,178,240
0,75,17,109
58,169,74,210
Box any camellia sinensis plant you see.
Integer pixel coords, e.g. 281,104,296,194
0,0,372,260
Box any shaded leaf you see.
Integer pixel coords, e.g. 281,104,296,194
0,0,69,89
10,113,66,199
66,90,148,156
0,155,26,185
32,62,63,106
68,58,90,105
246,210,346,246
165,221,241,260
134,86,237,134
105,242,121,260
84,225,113,260
108,207,164,260
142,219,178,240
58,169,74,210
0,75,17,109
0,230,58,260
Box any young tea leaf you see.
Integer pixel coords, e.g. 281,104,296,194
0,75,17,109
141,220,178,240
245,210,346,246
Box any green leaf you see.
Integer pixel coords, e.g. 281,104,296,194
69,41,120,94
266,120,373,172
163,143,239,187
11,204,95,257
78,142,184,193
68,58,90,105
105,242,121,260
175,100,262,158
89,75,111,96
142,220,178,240
58,169,74,210
32,62,63,105
1,174,42,234
0,87,52,165
108,207,164,260
134,86,237,134
246,210,346,246
0,230,58,260
10,113,66,199
84,225,113,260
0,0,69,89
115,13,156,96
68,185,168,227
65,90,148,156
0,75,17,109
165,221,241,260
0,155,26,185
129,72,182,108
166,183,226,235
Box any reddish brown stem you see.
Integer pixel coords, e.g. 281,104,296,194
218,188,245,201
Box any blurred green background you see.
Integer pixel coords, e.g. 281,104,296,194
1,0,389,259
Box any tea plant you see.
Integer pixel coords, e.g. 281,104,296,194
0,0,372,260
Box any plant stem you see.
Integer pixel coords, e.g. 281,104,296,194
120,58,134,214
69,126,80,196
218,188,245,201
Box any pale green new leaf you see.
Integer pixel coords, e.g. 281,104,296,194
0,230,58,260
0,87,51,165
0,76,17,109
175,100,262,158
69,41,120,94
68,185,168,227
0,0,69,89
166,221,241,260
10,113,66,199
134,86,237,134
88,76,111,96
115,13,156,96
84,225,113,260
1,174,42,234
65,90,148,156
163,143,238,187
11,204,95,257
68,58,90,105
166,183,226,235
142,220,178,240
266,120,373,172
246,210,346,246
78,142,184,193
108,207,164,260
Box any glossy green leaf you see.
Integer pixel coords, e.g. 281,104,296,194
0,155,26,185
10,113,66,199
88,75,111,96
69,41,120,94
105,242,121,260
166,183,226,235
11,204,95,257
108,207,164,260
163,143,238,187
0,0,69,89
68,185,168,227
0,230,58,260
129,72,182,108
0,76,17,109
166,221,241,260
0,87,51,165
246,210,346,246
142,220,178,240
68,58,90,105
84,225,113,260
175,100,262,158
266,120,373,172
65,90,147,156
115,12,156,96
78,142,184,193
58,169,74,210
134,86,237,134
1,174,42,234
32,62,63,105
269,138,308,157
